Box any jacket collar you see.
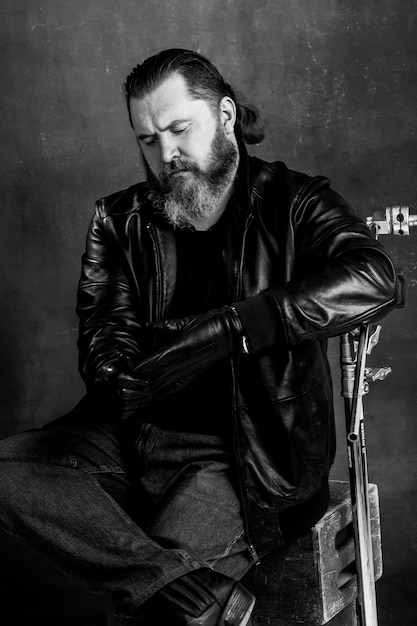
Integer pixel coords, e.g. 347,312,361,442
231,142,254,219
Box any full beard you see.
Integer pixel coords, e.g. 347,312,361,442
144,124,239,229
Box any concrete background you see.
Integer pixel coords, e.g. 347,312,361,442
0,1,416,624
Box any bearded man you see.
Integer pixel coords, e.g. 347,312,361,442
0,49,400,625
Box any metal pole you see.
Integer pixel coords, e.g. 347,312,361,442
340,326,378,626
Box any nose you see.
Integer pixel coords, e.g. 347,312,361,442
159,135,180,164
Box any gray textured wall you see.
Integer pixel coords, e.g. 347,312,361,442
1,1,416,623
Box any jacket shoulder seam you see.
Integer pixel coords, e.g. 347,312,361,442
95,184,148,220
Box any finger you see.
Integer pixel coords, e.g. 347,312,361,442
117,373,150,390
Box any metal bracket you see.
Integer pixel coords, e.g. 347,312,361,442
366,206,417,238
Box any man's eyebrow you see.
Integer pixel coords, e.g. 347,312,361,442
137,119,190,141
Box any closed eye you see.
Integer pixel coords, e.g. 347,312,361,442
172,126,188,135
137,136,158,147
143,137,157,146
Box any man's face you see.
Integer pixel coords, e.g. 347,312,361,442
129,73,239,228
130,73,226,182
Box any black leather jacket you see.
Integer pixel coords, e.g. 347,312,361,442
77,148,399,558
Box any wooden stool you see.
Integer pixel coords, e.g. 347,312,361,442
243,480,382,625
114,481,382,626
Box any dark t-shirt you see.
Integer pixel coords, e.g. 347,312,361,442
148,213,233,436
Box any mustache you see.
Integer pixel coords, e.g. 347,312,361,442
160,159,199,185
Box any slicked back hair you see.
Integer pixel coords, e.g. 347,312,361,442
124,48,264,145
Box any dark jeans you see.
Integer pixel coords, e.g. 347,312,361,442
0,408,254,615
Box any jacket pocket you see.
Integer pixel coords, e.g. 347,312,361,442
291,378,332,469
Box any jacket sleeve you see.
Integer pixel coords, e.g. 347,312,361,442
76,203,148,388
235,178,402,353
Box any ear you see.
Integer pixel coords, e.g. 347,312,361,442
218,96,237,135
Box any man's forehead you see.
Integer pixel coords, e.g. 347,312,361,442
130,74,212,132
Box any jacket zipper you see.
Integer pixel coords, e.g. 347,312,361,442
234,213,254,300
232,212,261,564
146,223,163,320
230,364,261,565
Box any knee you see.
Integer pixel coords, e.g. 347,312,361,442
0,430,54,513
0,429,48,463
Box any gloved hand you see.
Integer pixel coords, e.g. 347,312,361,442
93,361,151,422
90,316,185,422
132,305,250,402
92,305,249,422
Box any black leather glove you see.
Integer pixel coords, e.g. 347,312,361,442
92,360,151,423
132,305,250,402
91,317,187,422
92,305,248,423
